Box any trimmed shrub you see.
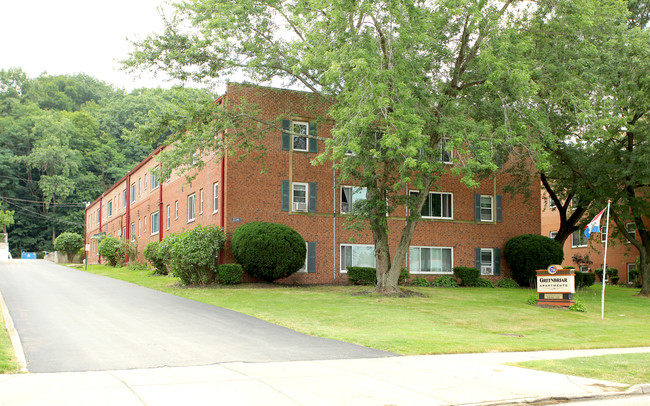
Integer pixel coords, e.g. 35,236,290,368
157,233,178,275
496,277,520,289
503,234,564,287
54,232,84,262
143,241,167,275
217,264,243,285
347,267,377,285
231,222,306,282
453,267,480,287
431,276,459,287
594,267,619,283
399,267,410,285
574,272,596,289
411,277,430,287
476,278,495,288
169,225,226,285
98,236,125,267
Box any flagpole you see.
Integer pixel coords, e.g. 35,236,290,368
601,200,611,320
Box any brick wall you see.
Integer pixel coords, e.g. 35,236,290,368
85,83,542,284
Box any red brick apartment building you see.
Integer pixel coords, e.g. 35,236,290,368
540,195,641,284
85,83,541,284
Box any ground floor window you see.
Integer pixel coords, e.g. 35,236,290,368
479,248,493,275
340,244,375,272
409,246,453,274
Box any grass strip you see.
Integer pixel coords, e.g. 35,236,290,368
512,353,650,386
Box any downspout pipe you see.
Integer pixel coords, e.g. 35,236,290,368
159,164,163,242
125,174,131,263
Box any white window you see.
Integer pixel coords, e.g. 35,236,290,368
340,244,375,272
130,223,135,241
138,219,141,236
571,230,588,248
297,243,309,273
292,183,308,212
550,231,558,239
166,205,170,230
627,263,637,283
188,194,196,222
411,191,453,219
292,121,308,152
96,209,100,225
480,195,493,222
213,183,219,213
138,178,141,196
438,137,453,163
144,174,148,191
479,248,494,275
175,201,179,219
626,223,636,242
144,216,147,232
601,224,608,243
151,173,159,190
123,189,126,208
341,186,367,214
107,201,113,218
199,189,204,214
151,212,159,235
131,183,136,202
579,265,589,273
409,246,453,274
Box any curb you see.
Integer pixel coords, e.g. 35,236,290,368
0,288,28,372
627,383,650,394
461,389,650,405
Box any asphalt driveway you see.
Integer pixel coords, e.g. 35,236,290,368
0,260,392,373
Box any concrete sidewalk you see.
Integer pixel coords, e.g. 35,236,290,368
2,347,649,406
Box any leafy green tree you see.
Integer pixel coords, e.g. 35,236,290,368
125,0,547,293
0,205,14,234
523,0,650,295
503,235,564,287
53,232,84,262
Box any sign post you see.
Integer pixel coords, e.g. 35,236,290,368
536,265,575,307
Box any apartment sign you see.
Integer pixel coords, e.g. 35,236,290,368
537,275,574,293
536,266,575,307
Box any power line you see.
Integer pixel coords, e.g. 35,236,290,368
1,196,88,207
4,200,85,226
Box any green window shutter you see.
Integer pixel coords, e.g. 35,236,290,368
307,242,317,273
496,195,503,223
494,247,501,276
309,122,318,153
308,182,317,213
474,247,481,270
474,194,481,222
281,180,290,212
282,119,291,151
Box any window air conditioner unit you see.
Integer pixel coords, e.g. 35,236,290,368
481,266,492,275
293,202,308,212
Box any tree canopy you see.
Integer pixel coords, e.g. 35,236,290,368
125,0,557,293
0,68,215,256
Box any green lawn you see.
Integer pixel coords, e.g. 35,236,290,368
512,353,650,386
81,265,650,355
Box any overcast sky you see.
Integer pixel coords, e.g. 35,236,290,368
0,0,180,91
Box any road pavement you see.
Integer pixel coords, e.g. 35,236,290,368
0,260,391,373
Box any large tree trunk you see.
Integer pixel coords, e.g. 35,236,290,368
371,176,435,295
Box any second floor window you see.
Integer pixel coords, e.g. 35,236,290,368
292,183,308,212
341,186,367,214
